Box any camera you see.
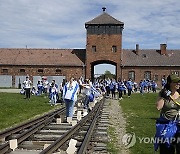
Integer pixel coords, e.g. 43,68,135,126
160,89,171,99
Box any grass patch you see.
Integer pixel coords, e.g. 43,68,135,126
107,126,119,154
120,93,159,154
0,93,60,131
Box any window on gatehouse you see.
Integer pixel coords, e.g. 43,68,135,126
112,46,117,52
92,46,96,52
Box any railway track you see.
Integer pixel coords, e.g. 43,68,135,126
0,96,109,154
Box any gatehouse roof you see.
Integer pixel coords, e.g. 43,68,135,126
85,12,124,25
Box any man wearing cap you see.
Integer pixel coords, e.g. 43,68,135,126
23,76,32,100
155,74,180,153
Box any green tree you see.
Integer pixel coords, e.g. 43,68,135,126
98,70,115,79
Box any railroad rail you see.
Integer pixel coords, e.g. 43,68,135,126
40,97,105,154
0,107,66,154
0,107,66,140
0,96,109,154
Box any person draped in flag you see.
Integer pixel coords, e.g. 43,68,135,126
151,80,157,93
82,79,92,110
52,79,59,101
117,79,126,100
42,77,49,97
126,78,133,98
139,80,145,95
63,77,79,118
109,78,116,99
37,80,43,95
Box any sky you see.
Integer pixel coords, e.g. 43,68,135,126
0,0,180,74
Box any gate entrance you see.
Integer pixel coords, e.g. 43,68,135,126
91,61,117,82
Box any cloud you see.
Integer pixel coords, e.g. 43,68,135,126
0,0,180,49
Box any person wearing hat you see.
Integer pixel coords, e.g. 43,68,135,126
155,74,180,153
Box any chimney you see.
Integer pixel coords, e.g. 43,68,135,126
135,44,139,55
160,44,167,55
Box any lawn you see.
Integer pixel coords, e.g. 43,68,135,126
0,93,60,131
120,93,160,154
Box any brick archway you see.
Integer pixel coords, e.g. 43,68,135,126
90,60,117,82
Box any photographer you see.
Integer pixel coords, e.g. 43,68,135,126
155,74,180,154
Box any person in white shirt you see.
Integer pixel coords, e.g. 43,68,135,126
23,76,32,99
63,77,79,118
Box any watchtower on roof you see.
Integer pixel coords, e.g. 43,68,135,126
85,7,124,34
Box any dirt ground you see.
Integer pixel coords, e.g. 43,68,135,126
108,99,130,154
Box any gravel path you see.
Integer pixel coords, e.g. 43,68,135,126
108,99,129,154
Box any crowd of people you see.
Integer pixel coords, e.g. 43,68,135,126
20,76,103,120
20,75,169,124
21,76,164,105
93,78,159,100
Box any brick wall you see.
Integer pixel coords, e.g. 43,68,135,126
121,66,180,88
0,65,83,87
86,34,122,80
